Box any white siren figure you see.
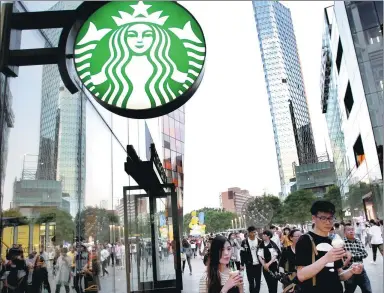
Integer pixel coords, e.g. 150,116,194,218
75,1,205,110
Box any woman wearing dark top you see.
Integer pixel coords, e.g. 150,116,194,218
279,229,302,289
199,235,243,293
31,256,51,293
257,230,281,293
181,239,193,275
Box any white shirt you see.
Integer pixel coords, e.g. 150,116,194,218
199,271,229,293
248,238,259,265
369,225,383,245
100,249,109,262
257,241,279,263
271,233,281,249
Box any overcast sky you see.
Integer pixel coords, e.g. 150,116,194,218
181,1,333,213
4,1,333,214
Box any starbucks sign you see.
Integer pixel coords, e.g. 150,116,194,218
73,1,206,118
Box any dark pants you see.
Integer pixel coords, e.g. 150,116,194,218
102,260,109,276
182,257,192,273
245,264,262,293
234,261,240,270
55,284,70,293
74,275,84,293
344,269,372,293
262,263,278,293
371,244,383,261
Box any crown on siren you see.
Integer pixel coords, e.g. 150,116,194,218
112,2,169,26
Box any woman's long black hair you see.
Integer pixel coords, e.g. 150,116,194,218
207,235,229,293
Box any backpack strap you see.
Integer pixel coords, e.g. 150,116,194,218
305,233,318,287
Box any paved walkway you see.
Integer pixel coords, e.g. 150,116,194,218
51,249,382,292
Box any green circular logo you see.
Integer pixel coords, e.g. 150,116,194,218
74,1,206,118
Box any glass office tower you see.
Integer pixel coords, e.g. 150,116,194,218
253,1,317,197
36,1,85,217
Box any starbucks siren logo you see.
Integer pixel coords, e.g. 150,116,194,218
74,1,206,116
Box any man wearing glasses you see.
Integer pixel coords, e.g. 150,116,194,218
295,201,364,293
343,223,372,293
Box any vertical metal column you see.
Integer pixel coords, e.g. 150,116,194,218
123,189,131,293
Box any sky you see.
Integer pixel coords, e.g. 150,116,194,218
3,1,333,214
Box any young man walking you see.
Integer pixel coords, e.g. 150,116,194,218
240,226,262,293
343,223,372,293
295,200,364,293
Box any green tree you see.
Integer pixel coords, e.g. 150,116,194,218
183,208,236,234
263,194,285,225
3,209,23,218
347,183,371,212
283,190,316,224
75,207,120,243
36,208,75,245
323,185,343,220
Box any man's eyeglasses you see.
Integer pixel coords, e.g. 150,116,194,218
316,215,336,223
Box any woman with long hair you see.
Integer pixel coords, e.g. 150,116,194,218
227,233,241,270
31,255,51,293
181,239,193,275
199,235,243,293
279,229,302,290
257,230,281,293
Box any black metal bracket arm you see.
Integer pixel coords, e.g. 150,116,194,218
0,1,109,94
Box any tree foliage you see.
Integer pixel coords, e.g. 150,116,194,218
183,208,236,234
3,209,23,218
35,208,74,245
263,194,285,225
75,207,120,243
323,185,343,220
283,190,316,224
347,183,370,212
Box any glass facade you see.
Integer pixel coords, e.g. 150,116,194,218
253,1,317,197
0,1,184,292
321,2,383,220
36,1,85,218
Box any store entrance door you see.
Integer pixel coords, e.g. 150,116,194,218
122,184,182,293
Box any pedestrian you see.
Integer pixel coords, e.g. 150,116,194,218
355,222,362,241
270,226,281,250
257,230,281,293
100,246,109,277
54,248,72,293
190,238,197,258
343,223,372,293
368,219,383,264
240,226,262,293
364,224,371,248
199,235,243,293
295,200,364,293
281,227,293,248
181,239,192,275
279,229,302,290
31,255,51,293
334,222,344,239
228,233,241,270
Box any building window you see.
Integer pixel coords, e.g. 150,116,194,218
228,191,234,199
336,38,343,73
344,82,354,118
353,135,365,167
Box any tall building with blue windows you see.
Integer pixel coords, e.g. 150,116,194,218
253,1,317,197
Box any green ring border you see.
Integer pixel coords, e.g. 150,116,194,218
71,1,207,119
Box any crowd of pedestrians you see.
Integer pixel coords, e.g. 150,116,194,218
0,241,127,293
199,200,383,293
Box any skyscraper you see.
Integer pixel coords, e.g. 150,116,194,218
253,1,317,197
36,1,85,217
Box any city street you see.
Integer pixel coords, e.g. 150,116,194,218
91,249,383,293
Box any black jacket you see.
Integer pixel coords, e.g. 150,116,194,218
240,238,262,266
